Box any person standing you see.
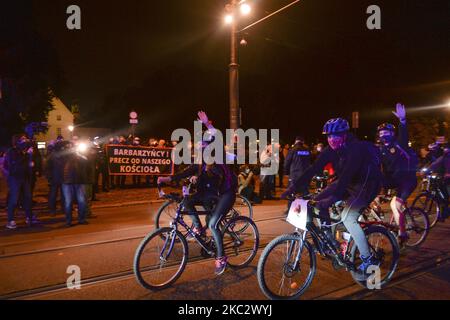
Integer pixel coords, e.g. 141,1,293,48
46,140,66,216
61,141,90,227
3,134,37,229
259,144,278,200
85,141,97,217
283,136,312,211
132,137,142,187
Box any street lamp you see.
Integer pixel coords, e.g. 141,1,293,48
68,125,74,139
224,0,301,129
224,0,252,130
240,3,251,15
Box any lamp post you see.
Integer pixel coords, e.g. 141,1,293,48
225,0,249,130
224,0,300,129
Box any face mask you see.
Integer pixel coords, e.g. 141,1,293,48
327,135,345,150
380,135,394,144
245,168,250,174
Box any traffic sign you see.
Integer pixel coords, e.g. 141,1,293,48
129,111,138,119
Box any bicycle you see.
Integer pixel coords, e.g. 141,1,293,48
412,170,447,228
134,184,259,291
154,182,253,236
360,191,429,247
257,195,399,300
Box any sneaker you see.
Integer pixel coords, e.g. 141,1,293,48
186,227,203,241
25,215,40,226
6,221,17,230
355,254,380,281
78,221,89,225
215,256,228,276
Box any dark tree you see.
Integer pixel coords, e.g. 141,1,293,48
0,1,64,147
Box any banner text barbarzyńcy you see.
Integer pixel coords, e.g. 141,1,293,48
106,145,174,176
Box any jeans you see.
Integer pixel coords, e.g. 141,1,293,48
260,175,275,199
48,183,64,214
62,184,88,224
7,176,33,222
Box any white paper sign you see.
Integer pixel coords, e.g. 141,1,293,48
286,199,309,230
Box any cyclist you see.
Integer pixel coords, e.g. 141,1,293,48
282,118,383,280
427,144,450,220
158,111,238,276
377,103,419,246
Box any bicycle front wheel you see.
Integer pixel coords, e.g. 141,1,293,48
257,234,316,300
405,207,429,247
222,216,259,268
134,227,189,290
350,225,399,288
412,193,440,228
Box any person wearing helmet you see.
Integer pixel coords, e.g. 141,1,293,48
282,117,383,280
426,141,444,165
377,103,419,246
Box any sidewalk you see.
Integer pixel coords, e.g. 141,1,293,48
0,176,174,217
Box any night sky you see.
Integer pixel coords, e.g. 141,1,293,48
9,0,450,142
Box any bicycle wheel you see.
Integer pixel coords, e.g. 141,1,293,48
134,227,189,290
233,194,253,220
257,234,316,300
222,216,259,268
349,225,399,289
155,201,194,239
412,193,440,228
404,207,429,247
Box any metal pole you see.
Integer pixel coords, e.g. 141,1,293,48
229,0,240,130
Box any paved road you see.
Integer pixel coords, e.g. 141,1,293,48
0,199,449,300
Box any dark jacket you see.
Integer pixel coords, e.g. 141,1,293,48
429,153,450,183
172,163,238,195
62,153,90,185
46,151,66,185
3,147,32,180
379,122,418,180
292,134,383,200
284,143,312,180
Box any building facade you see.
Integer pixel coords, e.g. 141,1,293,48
35,97,74,145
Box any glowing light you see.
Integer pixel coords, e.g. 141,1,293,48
240,3,251,15
68,125,74,132
77,143,88,153
224,14,234,24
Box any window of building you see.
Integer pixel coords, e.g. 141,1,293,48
57,115,62,121
57,128,62,136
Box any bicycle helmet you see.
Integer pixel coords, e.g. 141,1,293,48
322,118,350,135
377,123,396,133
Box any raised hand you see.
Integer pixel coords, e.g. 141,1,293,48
197,111,209,125
392,103,406,122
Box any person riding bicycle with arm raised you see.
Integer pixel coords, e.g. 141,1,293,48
158,111,238,276
377,103,419,245
282,118,383,279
